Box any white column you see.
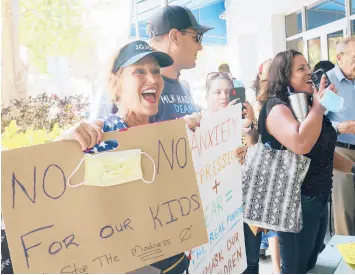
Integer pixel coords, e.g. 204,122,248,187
225,0,276,86
134,0,140,39
345,0,351,37
271,14,287,55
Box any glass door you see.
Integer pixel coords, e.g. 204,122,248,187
301,18,346,69
327,30,344,64
308,37,321,69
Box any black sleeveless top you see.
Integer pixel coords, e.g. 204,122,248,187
258,97,337,196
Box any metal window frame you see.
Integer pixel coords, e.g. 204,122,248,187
285,0,352,32
284,9,303,38
302,6,307,32
345,0,351,36
286,19,346,62
306,0,347,31
350,14,355,35
285,0,354,63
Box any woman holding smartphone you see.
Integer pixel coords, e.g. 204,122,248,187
250,50,337,274
204,72,254,125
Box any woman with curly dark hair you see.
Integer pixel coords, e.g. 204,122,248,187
263,50,337,274
243,50,338,274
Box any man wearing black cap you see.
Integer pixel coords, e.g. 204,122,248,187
144,5,213,274
148,5,213,123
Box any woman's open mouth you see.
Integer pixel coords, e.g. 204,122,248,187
142,89,157,104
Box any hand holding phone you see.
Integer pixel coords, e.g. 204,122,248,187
311,68,343,112
229,87,246,118
311,68,331,91
229,87,246,103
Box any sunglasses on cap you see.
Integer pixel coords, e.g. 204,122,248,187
206,72,233,86
180,30,204,44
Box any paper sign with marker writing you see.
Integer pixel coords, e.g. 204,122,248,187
187,105,247,274
1,119,208,274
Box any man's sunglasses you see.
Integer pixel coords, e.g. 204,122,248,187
180,30,203,44
206,72,233,86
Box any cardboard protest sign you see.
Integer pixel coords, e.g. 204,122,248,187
1,119,208,274
187,105,247,274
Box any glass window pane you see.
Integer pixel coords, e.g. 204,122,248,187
286,38,304,55
285,11,302,37
352,20,355,35
352,0,355,14
307,0,346,30
308,37,321,69
328,30,343,64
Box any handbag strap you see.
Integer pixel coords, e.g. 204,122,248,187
257,99,285,150
257,134,285,150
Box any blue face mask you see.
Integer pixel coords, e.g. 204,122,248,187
319,88,344,113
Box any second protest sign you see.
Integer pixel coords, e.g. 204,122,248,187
188,105,247,274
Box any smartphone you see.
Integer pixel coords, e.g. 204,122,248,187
311,68,331,91
229,87,246,103
229,87,246,118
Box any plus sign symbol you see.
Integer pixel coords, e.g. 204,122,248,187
212,180,221,194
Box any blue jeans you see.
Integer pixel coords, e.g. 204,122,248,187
260,232,268,250
278,194,329,274
243,194,329,274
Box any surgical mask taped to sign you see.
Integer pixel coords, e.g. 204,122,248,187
67,149,156,187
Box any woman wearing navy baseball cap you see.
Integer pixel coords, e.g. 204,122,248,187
59,39,174,148
58,40,202,274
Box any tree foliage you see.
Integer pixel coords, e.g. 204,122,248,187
19,0,94,73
